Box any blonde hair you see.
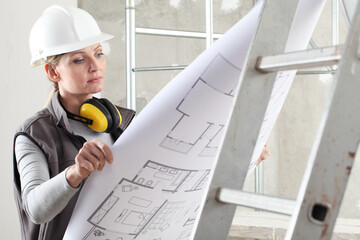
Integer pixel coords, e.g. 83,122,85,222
44,54,63,107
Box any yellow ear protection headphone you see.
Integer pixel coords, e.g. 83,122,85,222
67,98,122,133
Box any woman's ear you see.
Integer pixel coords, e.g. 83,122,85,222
44,63,60,82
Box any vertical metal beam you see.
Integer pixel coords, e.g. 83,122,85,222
254,0,265,195
126,0,136,110
205,0,214,48
332,0,339,45
286,1,360,239
255,162,264,194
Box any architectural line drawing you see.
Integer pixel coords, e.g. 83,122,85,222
160,54,241,156
82,160,210,240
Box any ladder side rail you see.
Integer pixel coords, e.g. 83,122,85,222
286,2,360,239
193,0,301,239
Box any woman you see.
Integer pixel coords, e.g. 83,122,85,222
13,5,135,240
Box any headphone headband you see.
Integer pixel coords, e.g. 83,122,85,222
66,110,93,125
66,98,122,133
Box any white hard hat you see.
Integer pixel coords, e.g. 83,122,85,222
29,5,114,66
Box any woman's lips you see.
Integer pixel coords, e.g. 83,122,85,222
88,77,102,83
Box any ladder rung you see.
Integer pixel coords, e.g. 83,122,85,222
216,188,296,215
256,45,343,73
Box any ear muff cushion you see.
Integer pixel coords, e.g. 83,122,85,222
80,99,113,132
98,98,122,133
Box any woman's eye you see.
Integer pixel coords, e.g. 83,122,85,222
73,58,84,64
96,52,104,58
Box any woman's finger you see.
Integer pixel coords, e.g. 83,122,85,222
92,139,114,164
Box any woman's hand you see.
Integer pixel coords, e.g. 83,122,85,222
66,139,113,188
256,142,270,166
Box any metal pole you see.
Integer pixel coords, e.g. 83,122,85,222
206,0,214,48
133,65,187,72
253,0,264,201
297,70,337,75
332,0,339,46
136,27,222,39
126,0,136,110
255,162,264,194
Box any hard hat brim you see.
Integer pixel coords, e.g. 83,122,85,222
31,32,114,67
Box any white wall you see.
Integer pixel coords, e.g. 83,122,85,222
0,0,76,238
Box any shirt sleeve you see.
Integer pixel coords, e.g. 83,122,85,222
15,134,79,224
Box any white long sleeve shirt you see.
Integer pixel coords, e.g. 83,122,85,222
15,118,113,224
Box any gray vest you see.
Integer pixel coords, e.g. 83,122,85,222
13,93,135,240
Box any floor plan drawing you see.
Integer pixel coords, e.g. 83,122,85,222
160,54,241,157
82,160,210,240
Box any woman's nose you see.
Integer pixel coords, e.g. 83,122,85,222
89,57,100,72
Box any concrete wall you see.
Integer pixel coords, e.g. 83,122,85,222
1,0,359,239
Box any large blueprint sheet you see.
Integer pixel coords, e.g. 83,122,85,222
64,0,325,239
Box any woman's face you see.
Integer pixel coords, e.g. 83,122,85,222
55,43,106,99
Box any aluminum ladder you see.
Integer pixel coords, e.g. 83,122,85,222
194,0,360,239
